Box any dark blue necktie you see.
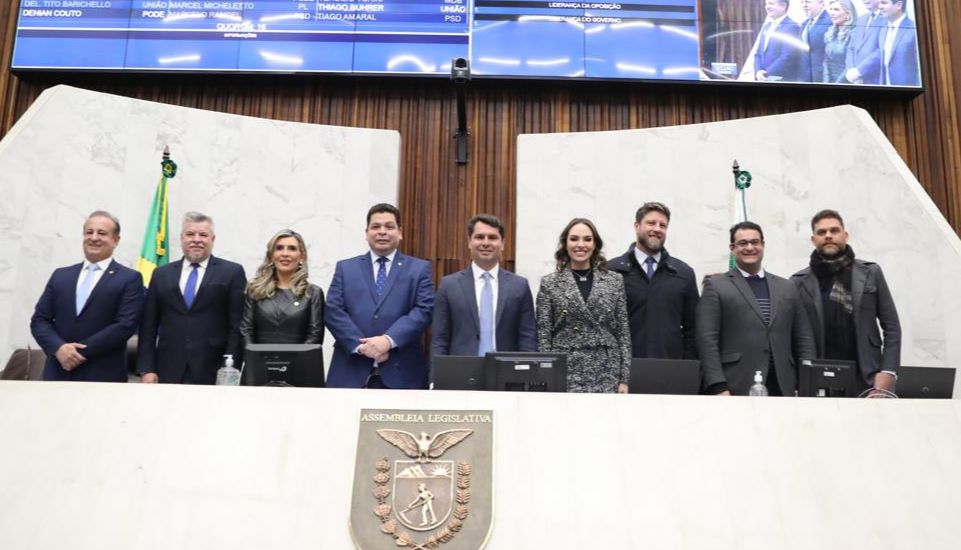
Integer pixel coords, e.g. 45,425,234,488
183,263,199,308
477,272,494,356
375,256,388,298
644,256,656,279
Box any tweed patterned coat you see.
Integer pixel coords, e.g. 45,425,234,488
536,268,632,393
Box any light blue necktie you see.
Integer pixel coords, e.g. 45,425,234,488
644,256,656,279
375,256,388,298
183,263,199,308
75,264,100,315
478,272,494,356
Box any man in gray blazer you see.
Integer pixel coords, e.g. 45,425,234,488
431,214,537,356
791,210,900,396
697,222,816,396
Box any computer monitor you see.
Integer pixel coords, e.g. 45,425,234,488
483,352,567,392
430,355,485,391
897,366,956,399
243,344,325,388
629,358,701,395
798,359,857,397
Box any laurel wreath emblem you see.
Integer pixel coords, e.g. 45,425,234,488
372,457,472,549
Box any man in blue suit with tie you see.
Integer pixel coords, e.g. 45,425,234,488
877,0,919,86
325,203,434,389
431,214,536,357
137,212,246,384
31,211,144,382
844,0,884,84
754,0,803,82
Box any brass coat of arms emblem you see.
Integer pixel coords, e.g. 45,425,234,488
350,410,494,549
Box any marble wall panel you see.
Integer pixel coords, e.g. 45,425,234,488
517,105,961,396
0,85,400,364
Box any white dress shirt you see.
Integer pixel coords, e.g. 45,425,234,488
179,257,209,295
883,14,906,84
369,250,398,280
633,248,662,276
472,262,499,350
76,257,114,296
763,14,788,52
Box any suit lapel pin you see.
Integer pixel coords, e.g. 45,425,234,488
397,261,403,267
294,301,300,307
108,270,115,275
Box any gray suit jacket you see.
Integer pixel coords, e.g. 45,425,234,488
696,269,816,395
791,260,901,385
536,268,631,393
430,267,537,356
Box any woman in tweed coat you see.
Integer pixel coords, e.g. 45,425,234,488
536,218,632,393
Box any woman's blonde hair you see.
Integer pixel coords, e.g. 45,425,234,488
247,229,311,300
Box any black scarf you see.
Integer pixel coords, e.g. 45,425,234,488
810,245,856,355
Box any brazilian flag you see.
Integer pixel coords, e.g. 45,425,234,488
137,150,177,287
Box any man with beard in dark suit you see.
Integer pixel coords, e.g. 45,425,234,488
609,202,698,360
792,210,900,396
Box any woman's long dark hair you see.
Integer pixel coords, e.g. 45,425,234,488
553,217,607,272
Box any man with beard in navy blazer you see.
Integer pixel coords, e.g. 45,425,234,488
325,203,434,389
431,214,536,357
31,211,144,382
137,211,246,384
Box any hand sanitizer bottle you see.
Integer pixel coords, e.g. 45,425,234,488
216,354,241,386
748,370,768,396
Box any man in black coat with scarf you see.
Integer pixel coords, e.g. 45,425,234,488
792,209,901,396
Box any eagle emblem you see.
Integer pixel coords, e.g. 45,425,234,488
375,429,473,463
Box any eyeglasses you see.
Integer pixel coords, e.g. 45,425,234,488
733,239,764,249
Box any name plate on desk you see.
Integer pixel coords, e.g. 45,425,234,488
350,409,494,550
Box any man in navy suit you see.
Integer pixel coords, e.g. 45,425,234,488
30,211,143,382
431,214,536,357
754,0,803,82
137,212,246,384
877,0,919,86
325,203,434,389
844,0,885,84
798,0,831,82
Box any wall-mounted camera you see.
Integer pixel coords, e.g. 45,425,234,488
451,58,470,84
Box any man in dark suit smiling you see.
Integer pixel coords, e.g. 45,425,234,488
325,203,434,389
138,211,246,384
31,210,144,382
431,214,536,357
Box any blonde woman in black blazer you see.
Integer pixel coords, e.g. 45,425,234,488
536,218,631,393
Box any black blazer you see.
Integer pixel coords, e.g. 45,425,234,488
609,245,699,360
240,284,325,345
137,256,246,384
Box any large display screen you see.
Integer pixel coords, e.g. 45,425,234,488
11,0,921,88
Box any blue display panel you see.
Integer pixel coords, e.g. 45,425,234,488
11,0,922,88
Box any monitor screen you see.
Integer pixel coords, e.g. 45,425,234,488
483,351,567,392
10,0,922,89
243,343,325,387
798,359,856,398
430,355,485,390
